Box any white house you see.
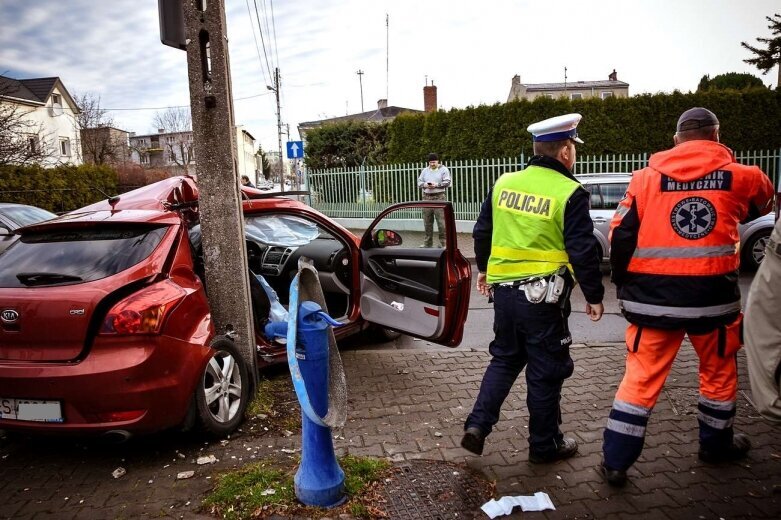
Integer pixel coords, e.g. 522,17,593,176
0,75,82,166
236,126,259,183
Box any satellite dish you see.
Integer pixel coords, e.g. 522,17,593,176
49,103,64,117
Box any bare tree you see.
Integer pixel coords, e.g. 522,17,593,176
74,92,128,165
0,79,57,166
152,107,194,173
742,13,781,88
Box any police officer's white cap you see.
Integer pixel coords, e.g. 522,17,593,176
527,113,584,144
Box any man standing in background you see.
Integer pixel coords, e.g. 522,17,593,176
418,153,451,248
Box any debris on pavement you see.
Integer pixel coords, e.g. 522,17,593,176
481,492,555,518
197,455,217,465
176,471,195,480
111,467,126,479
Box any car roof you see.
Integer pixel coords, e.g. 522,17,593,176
21,209,183,233
575,172,632,184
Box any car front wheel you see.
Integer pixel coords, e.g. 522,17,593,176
196,337,250,437
742,228,771,271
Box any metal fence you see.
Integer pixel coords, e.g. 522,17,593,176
308,149,781,221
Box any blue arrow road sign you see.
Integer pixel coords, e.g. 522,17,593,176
286,141,304,159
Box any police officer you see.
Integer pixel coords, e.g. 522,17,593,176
461,114,605,463
600,107,775,487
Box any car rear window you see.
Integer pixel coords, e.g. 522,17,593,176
590,183,629,210
1,205,56,227
0,226,168,288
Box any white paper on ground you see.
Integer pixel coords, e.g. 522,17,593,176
481,492,555,518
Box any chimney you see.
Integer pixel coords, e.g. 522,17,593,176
424,82,437,113
158,128,165,134
512,74,521,88
377,99,388,109
609,69,617,81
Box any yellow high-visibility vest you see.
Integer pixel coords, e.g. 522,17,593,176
486,165,580,284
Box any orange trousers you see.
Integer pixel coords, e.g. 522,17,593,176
616,316,742,408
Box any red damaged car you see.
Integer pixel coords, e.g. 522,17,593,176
0,177,471,438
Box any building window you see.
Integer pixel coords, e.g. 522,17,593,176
570,93,583,100
601,91,614,99
59,138,71,156
51,93,61,105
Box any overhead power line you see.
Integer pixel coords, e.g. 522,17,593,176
245,0,268,85
103,92,273,111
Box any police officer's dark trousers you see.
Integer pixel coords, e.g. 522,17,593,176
465,284,574,458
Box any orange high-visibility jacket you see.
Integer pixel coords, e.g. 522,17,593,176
609,140,774,330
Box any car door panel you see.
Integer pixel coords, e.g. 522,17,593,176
360,277,443,337
359,202,471,346
364,251,441,305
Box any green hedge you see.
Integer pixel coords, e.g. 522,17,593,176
304,89,781,166
0,163,118,213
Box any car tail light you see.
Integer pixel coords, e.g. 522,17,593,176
100,280,187,335
93,410,146,423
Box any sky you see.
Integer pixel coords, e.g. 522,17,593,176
1,0,778,153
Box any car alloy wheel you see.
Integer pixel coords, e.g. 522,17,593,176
743,229,771,271
196,337,250,436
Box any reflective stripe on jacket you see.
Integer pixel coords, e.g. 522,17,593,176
487,165,580,284
609,140,774,329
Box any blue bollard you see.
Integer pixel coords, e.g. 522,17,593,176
269,300,346,508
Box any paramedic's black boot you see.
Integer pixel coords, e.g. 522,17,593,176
599,461,628,487
698,433,751,463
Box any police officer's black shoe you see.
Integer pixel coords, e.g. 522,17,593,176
698,433,751,464
598,461,627,487
528,437,578,464
460,427,486,456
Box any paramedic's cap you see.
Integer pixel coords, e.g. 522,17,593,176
677,107,719,132
527,113,584,144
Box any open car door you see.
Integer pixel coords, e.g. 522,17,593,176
359,202,471,346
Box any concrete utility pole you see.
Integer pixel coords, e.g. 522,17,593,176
269,67,284,192
181,0,257,381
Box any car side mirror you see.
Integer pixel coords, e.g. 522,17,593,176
373,229,402,248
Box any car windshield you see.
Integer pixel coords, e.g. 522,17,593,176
0,226,167,288
244,215,320,246
0,205,56,228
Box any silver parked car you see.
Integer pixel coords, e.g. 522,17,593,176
0,202,57,254
577,173,775,270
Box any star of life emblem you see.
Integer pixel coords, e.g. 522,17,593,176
670,197,717,240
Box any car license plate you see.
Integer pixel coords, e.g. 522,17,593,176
0,398,63,422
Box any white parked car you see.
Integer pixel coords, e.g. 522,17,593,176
577,173,775,270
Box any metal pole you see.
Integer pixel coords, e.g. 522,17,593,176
275,67,284,193
182,0,257,382
356,70,364,112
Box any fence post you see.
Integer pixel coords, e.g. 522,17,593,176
359,162,367,207
776,147,781,191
